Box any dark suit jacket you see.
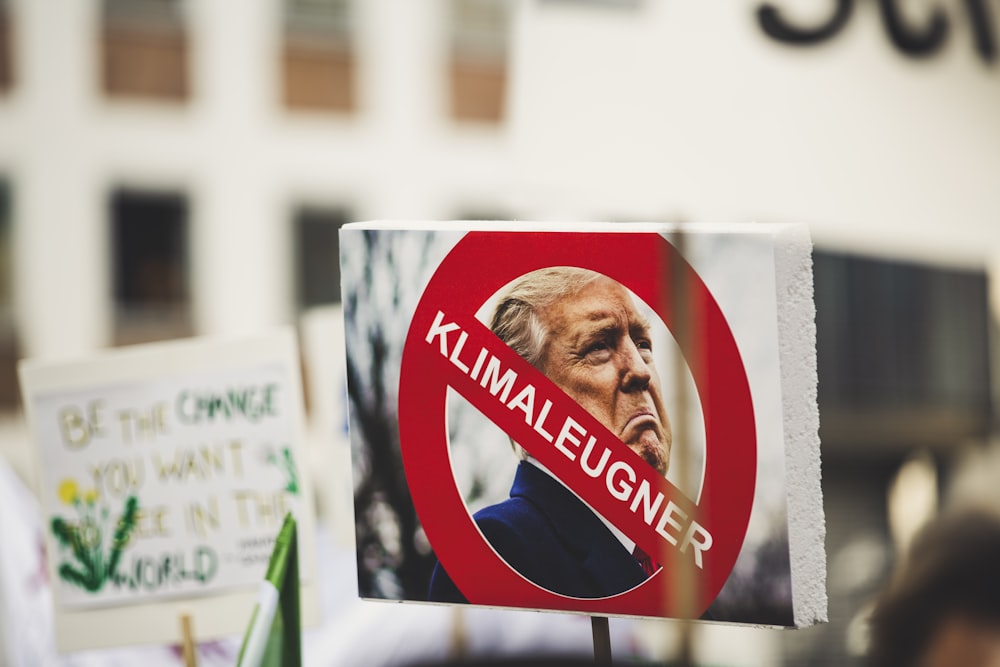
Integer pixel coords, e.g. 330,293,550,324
428,460,648,602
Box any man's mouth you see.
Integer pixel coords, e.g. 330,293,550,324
619,410,669,474
621,411,660,441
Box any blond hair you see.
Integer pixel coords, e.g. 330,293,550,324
489,267,603,367
489,267,603,460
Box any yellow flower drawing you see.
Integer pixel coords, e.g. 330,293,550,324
83,488,100,505
58,479,79,505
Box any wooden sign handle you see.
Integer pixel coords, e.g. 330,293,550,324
180,613,198,667
591,616,611,663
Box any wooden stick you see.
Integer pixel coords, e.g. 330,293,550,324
448,605,468,660
675,619,694,667
670,230,697,666
591,616,612,664
179,613,198,667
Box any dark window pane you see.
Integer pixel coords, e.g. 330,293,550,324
0,181,17,409
814,250,992,450
0,2,14,93
111,189,191,344
295,207,348,308
0,181,10,311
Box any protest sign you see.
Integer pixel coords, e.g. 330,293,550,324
342,222,825,627
18,329,319,651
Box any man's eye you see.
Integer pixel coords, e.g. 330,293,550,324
584,341,611,359
636,339,652,351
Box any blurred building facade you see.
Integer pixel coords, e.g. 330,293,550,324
1,1,999,665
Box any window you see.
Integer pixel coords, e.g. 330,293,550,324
0,0,13,93
111,189,192,345
294,207,349,309
101,0,189,101
448,0,511,123
814,250,992,449
0,181,18,409
282,0,355,112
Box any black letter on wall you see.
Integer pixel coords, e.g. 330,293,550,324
878,0,949,56
757,0,853,45
963,0,996,62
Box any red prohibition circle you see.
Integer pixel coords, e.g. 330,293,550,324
399,231,756,617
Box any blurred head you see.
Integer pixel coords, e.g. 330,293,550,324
491,267,671,475
867,507,1000,667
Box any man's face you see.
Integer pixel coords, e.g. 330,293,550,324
537,277,672,475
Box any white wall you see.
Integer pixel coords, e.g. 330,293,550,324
508,1,1000,270
4,0,999,344
8,0,996,360
0,0,513,360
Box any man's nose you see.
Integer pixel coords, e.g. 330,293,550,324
619,339,652,390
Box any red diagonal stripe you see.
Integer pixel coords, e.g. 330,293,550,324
431,310,706,569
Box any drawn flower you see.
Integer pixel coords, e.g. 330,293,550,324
51,494,139,595
77,517,101,549
58,479,79,505
83,488,100,505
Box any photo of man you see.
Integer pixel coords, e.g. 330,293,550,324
428,267,673,601
343,227,798,626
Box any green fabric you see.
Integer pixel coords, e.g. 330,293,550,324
237,513,300,667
